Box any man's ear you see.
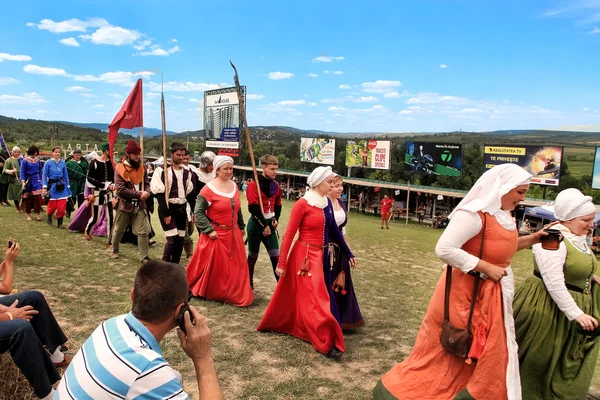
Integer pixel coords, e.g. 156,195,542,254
130,288,134,303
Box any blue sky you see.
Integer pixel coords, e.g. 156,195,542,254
0,0,599,133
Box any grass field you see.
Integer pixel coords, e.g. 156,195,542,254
1,198,600,399
564,146,596,179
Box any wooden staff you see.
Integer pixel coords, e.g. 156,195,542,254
230,61,264,213
161,74,169,207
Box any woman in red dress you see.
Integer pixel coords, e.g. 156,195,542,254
257,166,356,359
186,156,253,307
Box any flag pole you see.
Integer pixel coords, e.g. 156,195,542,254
140,79,145,191
230,61,264,213
161,73,169,207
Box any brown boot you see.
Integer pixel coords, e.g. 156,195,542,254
184,241,194,260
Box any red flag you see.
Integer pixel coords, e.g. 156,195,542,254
108,78,143,164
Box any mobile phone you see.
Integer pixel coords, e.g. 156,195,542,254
7,240,13,249
176,302,195,334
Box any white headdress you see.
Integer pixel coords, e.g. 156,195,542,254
213,155,233,171
554,188,596,221
306,166,333,188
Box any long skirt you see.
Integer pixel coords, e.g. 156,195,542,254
331,243,365,330
187,227,253,307
257,240,345,355
513,277,600,399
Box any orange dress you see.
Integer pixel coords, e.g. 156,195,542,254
376,212,518,400
186,184,253,307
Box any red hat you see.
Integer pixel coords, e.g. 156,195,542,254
125,140,142,154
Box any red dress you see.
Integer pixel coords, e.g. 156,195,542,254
186,184,253,307
257,198,346,355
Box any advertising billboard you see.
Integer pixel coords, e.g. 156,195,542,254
404,142,463,177
300,138,336,165
483,145,563,186
592,147,600,190
203,86,245,139
345,140,391,170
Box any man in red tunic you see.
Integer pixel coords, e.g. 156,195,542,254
381,194,393,229
245,155,282,289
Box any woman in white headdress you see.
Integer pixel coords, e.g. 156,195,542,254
186,155,253,307
374,163,550,400
514,188,600,399
257,166,356,359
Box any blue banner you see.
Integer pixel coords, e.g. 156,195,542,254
220,127,239,141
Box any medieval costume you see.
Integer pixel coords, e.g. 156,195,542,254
186,156,253,307
65,150,88,215
257,166,354,357
84,147,115,242
183,152,214,259
0,152,9,206
331,198,365,330
246,174,282,288
514,189,600,399
2,148,22,211
20,154,43,219
374,164,532,400
68,184,109,236
111,140,151,261
150,164,194,264
42,156,72,228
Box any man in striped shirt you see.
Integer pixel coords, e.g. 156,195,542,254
55,260,222,399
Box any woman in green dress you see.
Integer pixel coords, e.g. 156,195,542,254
2,146,22,212
514,188,600,399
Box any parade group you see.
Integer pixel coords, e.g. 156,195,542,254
2,138,600,400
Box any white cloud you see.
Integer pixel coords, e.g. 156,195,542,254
147,81,222,92
140,45,180,56
74,70,155,86
308,102,318,106
0,53,32,62
268,71,294,80
170,95,185,100
27,18,108,33
147,92,160,98
460,108,484,113
399,109,413,114
339,84,351,89
328,106,348,112
276,100,306,106
0,92,47,104
384,92,401,98
583,107,590,111
59,37,80,47
440,64,448,68
0,77,19,85
307,73,318,78
247,94,265,100
259,104,302,116
361,80,402,93
354,96,379,103
171,39,178,43
406,92,469,104
79,93,97,98
92,104,105,108
133,40,152,50
80,25,140,46
324,70,344,75
189,98,200,103
312,56,345,63
65,86,90,92
23,64,68,76
72,74,101,82
106,93,123,99
591,27,600,34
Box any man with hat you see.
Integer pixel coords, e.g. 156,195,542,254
111,140,152,261
65,148,88,217
84,143,115,242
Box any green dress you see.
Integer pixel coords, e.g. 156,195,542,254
2,157,22,201
65,159,88,197
513,239,600,399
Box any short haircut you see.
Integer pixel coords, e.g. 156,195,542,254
183,149,191,156
170,142,186,154
260,154,278,166
27,145,40,156
52,146,61,152
131,260,189,323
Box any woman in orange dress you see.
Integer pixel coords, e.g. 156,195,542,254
373,164,549,400
186,156,253,307
257,166,356,359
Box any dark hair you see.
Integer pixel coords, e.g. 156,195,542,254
131,260,189,323
170,142,186,154
184,149,191,156
27,145,40,156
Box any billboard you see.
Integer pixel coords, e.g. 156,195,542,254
203,86,245,139
345,140,391,170
483,145,563,186
404,142,463,176
300,138,336,165
592,147,600,190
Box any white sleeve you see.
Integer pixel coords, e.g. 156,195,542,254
150,167,165,194
533,243,584,321
185,173,194,195
435,210,482,273
342,226,347,236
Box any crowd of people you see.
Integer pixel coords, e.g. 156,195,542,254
1,141,600,399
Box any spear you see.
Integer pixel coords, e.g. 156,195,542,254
161,73,169,208
230,61,264,214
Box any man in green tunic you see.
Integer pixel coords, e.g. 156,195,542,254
65,149,88,217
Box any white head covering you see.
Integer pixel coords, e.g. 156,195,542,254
449,164,532,219
11,146,20,153
554,188,596,221
307,166,333,188
213,155,233,171
85,151,98,161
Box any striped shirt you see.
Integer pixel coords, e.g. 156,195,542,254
55,313,190,399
